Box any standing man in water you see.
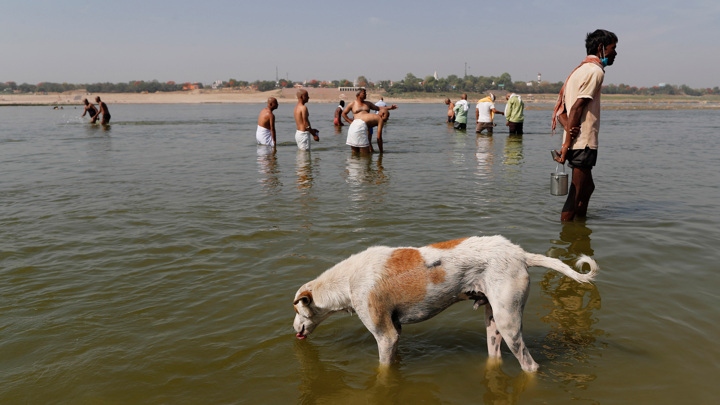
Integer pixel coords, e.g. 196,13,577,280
256,97,278,148
92,96,111,125
553,29,618,221
452,94,469,130
475,93,503,134
293,89,319,151
334,100,345,127
445,98,456,123
341,88,397,124
504,92,525,135
81,98,98,123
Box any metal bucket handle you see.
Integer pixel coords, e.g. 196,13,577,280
555,162,566,175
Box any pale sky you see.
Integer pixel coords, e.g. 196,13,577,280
3,0,718,88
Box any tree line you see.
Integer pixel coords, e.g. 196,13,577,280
2,74,718,96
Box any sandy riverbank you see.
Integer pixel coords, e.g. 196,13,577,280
2,89,719,109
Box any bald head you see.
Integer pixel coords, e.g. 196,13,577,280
296,89,308,99
461,94,467,100
268,97,278,110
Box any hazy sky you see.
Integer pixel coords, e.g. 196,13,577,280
3,0,718,88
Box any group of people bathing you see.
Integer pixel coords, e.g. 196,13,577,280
81,96,111,125
258,28,616,225
256,88,397,153
445,92,525,135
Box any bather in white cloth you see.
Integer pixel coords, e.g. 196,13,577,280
295,130,311,151
256,125,274,146
346,119,369,147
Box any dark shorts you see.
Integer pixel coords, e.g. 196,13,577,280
508,121,523,135
453,122,466,130
566,147,597,168
447,115,455,123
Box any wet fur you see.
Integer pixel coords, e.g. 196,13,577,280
292,235,598,372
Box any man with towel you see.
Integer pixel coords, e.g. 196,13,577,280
341,88,397,124
475,93,503,134
346,110,389,154
552,29,618,221
452,94,469,130
256,97,278,148
293,89,320,151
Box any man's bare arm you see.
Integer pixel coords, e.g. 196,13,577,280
555,97,590,163
376,119,384,153
341,102,354,123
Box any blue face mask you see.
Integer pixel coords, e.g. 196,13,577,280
600,47,608,67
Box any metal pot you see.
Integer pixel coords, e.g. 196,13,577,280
551,163,568,196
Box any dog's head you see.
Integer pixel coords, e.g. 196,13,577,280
292,283,334,339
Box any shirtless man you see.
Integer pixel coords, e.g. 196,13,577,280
346,110,389,154
341,88,397,124
445,98,455,123
92,96,111,125
256,97,278,148
334,100,345,127
81,98,98,123
293,89,319,151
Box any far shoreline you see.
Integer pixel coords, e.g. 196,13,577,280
2,88,719,110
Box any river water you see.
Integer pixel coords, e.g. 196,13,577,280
1,103,718,404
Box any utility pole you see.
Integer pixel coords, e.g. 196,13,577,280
464,62,467,78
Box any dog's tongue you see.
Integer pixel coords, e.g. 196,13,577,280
296,332,306,339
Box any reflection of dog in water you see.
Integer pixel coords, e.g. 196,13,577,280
292,235,599,372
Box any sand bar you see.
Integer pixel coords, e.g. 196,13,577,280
2,88,719,109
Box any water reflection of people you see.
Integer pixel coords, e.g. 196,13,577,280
257,146,281,193
344,154,388,216
344,153,387,187
475,133,495,179
540,221,602,387
296,150,316,193
503,135,523,166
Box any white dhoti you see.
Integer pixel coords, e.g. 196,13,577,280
256,125,274,146
295,130,311,151
346,119,369,147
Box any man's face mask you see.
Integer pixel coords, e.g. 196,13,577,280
600,46,608,67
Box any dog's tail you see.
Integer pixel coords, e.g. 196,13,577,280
525,253,599,284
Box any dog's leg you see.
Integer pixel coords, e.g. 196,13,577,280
360,311,401,365
491,298,539,373
373,318,401,365
484,303,502,359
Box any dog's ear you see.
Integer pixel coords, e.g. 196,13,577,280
294,290,313,306
294,290,314,317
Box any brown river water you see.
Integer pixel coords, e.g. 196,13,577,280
1,104,718,404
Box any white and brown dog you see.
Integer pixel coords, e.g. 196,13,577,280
292,235,598,372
